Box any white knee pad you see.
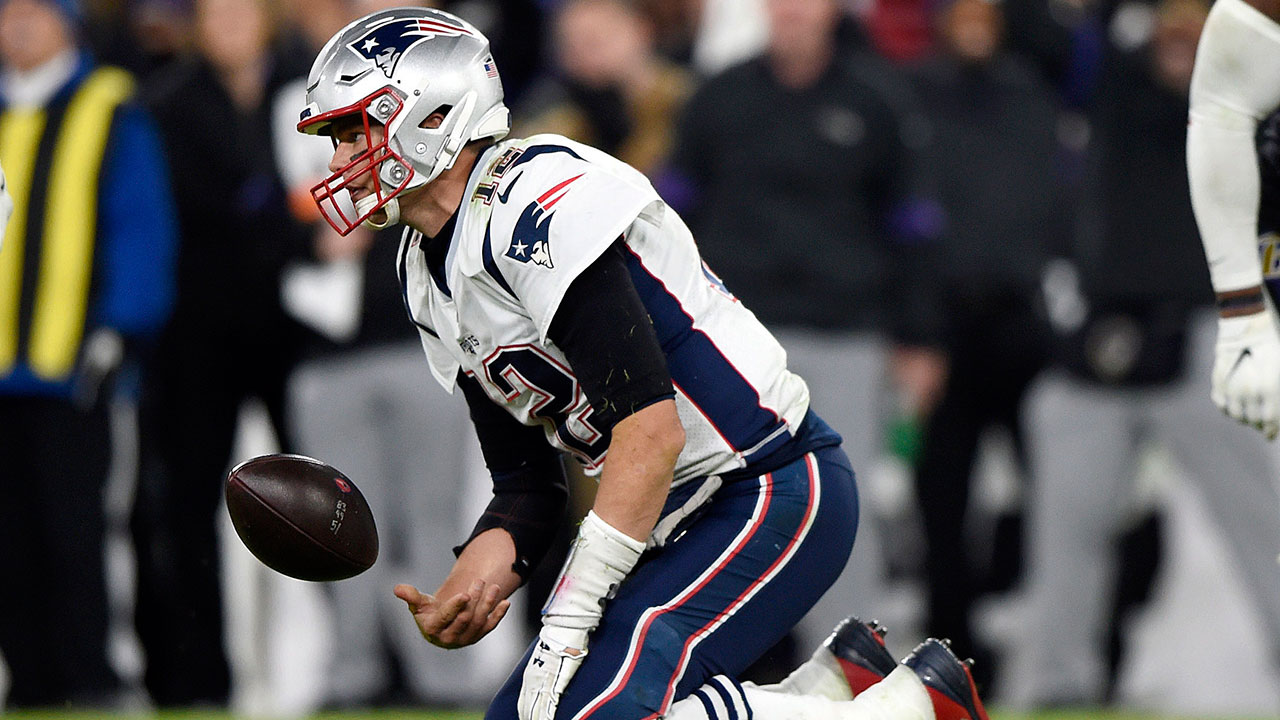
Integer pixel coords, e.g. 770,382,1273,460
1187,0,1280,292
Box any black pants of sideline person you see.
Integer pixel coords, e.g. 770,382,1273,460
912,291,1049,691
0,394,119,708
130,323,299,708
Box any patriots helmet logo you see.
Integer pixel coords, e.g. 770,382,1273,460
347,16,474,78
506,174,584,269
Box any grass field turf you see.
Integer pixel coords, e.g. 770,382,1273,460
0,710,1271,720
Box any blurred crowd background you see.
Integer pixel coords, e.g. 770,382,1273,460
2,0,1280,716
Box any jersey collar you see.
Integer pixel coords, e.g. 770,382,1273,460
421,211,458,298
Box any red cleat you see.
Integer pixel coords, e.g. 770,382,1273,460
903,639,990,720
823,617,898,696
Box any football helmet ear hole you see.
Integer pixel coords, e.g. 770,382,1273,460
419,105,453,129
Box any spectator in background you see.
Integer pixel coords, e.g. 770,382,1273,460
271,0,509,708
82,0,193,83
861,0,1085,94
516,0,693,178
904,0,1062,689
636,0,702,67
667,0,943,658
690,0,877,78
1010,0,1280,706
690,0,770,75
129,0,314,707
0,0,177,708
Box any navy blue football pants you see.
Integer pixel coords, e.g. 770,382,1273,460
486,445,859,720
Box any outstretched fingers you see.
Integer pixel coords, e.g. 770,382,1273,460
423,591,472,642
476,583,511,636
394,583,431,611
392,581,509,648
484,598,512,635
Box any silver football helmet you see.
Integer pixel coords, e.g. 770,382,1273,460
298,7,510,234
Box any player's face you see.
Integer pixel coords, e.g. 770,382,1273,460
327,113,387,205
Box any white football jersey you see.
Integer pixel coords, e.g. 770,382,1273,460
397,134,810,484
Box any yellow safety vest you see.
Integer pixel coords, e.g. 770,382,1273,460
0,66,135,381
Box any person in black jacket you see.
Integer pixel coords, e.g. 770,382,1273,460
129,0,314,707
665,0,944,653
904,0,1062,689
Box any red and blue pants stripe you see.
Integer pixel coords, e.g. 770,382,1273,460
485,444,858,720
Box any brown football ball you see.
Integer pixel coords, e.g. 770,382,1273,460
225,454,378,581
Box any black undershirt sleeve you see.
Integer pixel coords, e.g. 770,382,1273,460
454,371,568,581
450,240,673,578
547,239,676,430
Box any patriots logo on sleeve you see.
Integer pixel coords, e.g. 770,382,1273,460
505,174,584,269
347,16,474,78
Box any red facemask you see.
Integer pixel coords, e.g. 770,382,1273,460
299,88,416,235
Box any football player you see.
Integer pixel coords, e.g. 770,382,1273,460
1186,0,1280,438
297,8,988,720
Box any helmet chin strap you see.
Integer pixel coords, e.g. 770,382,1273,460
356,194,400,230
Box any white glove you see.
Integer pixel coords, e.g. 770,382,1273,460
516,511,646,720
518,624,589,720
1212,311,1280,439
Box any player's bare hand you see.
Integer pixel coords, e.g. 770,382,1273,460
394,581,510,649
